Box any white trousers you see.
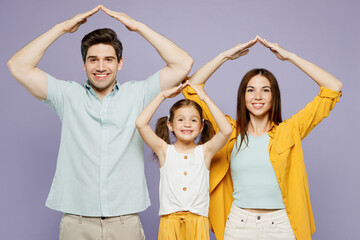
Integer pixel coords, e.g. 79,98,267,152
224,203,296,240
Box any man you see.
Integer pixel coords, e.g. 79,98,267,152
7,5,193,240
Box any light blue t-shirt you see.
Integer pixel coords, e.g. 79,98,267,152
230,133,285,209
43,72,160,216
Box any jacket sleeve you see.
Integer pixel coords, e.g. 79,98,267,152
289,87,342,140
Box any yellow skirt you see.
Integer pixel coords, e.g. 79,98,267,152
158,211,210,240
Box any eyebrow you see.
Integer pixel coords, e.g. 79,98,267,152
246,86,271,89
175,115,200,119
87,56,117,60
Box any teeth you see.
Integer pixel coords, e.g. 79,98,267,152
95,74,107,77
182,130,192,134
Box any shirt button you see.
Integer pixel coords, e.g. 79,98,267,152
183,187,187,191
184,171,187,176
257,216,261,220
184,155,187,159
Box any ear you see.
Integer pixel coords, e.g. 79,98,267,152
83,60,86,72
199,121,204,133
167,120,173,132
117,58,124,71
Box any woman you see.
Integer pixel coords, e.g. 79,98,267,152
182,36,342,240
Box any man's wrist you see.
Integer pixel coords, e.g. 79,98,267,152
54,23,69,35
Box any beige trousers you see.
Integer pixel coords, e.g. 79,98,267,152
59,213,145,240
224,204,296,240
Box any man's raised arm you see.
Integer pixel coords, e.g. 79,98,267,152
101,6,193,90
7,5,101,100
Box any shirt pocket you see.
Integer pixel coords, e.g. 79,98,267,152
273,132,295,170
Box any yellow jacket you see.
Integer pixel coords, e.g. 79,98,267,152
183,86,341,240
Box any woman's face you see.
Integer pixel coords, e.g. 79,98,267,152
245,75,272,119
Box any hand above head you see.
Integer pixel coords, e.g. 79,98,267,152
257,36,293,61
101,5,140,31
222,36,258,60
60,5,101,33
162,81,190,99
188,83,209,101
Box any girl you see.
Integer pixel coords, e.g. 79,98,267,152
183,36,342,240
136,82,232,240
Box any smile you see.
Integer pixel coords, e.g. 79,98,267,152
93,73,110,80
252,103,265,109
181,130,193,134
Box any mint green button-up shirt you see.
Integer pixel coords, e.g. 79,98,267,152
43,71,160,216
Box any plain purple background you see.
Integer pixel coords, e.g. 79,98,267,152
1,0,359,239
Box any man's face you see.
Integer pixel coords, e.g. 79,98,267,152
83,43,123,97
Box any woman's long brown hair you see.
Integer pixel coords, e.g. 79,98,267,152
235,68,282,151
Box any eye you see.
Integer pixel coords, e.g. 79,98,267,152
247,89,253,92
89,59,97,63
178,118,183,122
192,119,198,123
263,88,270,93
105,58,114,62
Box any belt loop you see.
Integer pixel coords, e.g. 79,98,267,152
240,209,249,225
244,211,249,224
270,213,275,228
120,215,124,224
79,215,83,224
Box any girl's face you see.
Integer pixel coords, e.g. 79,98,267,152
167,106,203,144
245,75,272,119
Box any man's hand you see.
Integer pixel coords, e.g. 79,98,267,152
101,5,140,31
60,5,101,33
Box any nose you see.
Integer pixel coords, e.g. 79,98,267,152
184,120,191,127
254,90,262,100
96,60,106,71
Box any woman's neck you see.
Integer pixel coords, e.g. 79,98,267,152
247,116,271,136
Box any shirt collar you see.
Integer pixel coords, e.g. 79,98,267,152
83,80,120,97
267,122,277,138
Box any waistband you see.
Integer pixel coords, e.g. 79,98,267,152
63,213,139,224
231,203,287,222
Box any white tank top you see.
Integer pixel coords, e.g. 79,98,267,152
159,145,209,217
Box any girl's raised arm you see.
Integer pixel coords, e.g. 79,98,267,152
258,37,342,92
136,84,188,166
189,84,233,169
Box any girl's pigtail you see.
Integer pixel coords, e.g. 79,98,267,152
155,116,171,144
198,119,215,144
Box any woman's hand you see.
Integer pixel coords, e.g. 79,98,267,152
222,36,258,60
258,37,293,61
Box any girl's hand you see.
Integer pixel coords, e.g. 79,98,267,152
258,37,293,61
162,81,189,99
101,5,140,31
189,83,208,101
222,36,258,60
60,5,101,33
